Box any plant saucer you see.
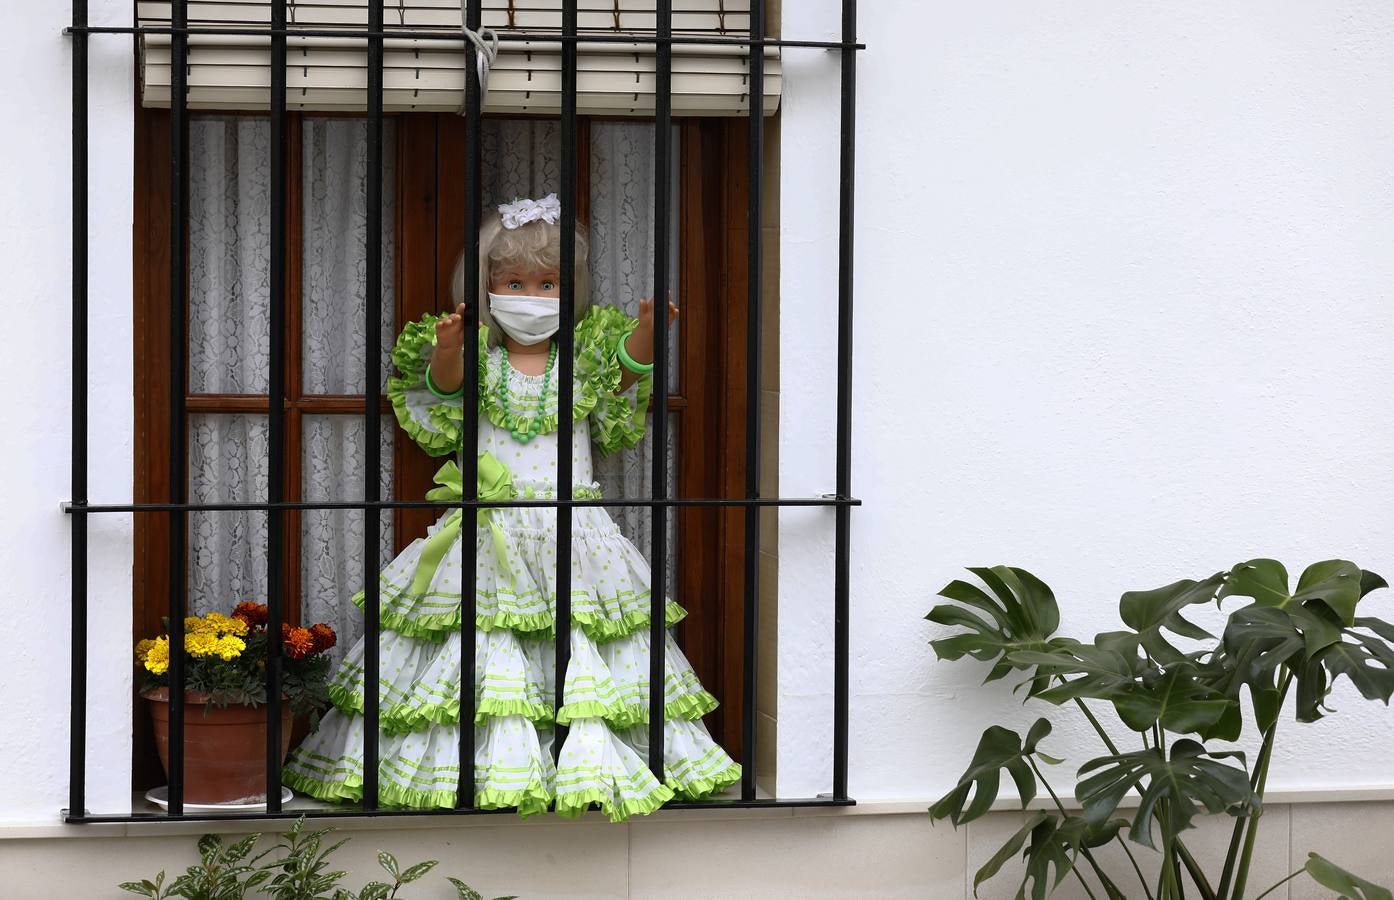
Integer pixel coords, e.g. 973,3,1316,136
144,786,294,813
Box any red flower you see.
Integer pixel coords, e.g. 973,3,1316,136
233,601,268,627
309,623,336,653
284,627,316,661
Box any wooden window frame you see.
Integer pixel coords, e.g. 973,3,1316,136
132,103,757,791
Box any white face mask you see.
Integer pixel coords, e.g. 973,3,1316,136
488,293,559,345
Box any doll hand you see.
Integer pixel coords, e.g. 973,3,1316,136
435,303,470,350
636,295,679,335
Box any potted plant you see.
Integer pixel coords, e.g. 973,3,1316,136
927,560,1393,900
135,602,336,805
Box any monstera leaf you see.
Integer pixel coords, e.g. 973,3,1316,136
1221,559,1382,627
972,811,1128,900
928,567,1077,694
1302,853,1394,900
1077,739,1254,849
930,719,1054,827
1118,574,1224,665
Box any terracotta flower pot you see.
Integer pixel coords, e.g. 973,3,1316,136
143,688,294,804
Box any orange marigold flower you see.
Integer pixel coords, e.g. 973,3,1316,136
284,627,316,660
309,623,337,654
233,601,268,626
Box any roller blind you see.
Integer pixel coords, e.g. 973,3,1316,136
137,1,781,116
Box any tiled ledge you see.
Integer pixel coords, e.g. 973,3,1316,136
5,785,1394,840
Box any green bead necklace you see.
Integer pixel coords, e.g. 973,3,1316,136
497,340,557,443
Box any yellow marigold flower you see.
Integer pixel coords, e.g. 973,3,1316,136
185,616,216,636
185,632,219,658
213,635,246,661
134,638,156,666
143,637,170,675
204,612,249,637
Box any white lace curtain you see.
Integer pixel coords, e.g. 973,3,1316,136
186,116,677,660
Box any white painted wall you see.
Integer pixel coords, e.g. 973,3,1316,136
2,0,1393,831
0,1,134,823
778,0,1394,800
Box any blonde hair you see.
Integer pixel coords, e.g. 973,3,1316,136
450,209,591,347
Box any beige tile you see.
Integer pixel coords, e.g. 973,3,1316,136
756,711,778,795
759,505,780,556
15,820,630,900
1290,801,1394,899
758,550,779,718
967,806,1290,900
765,0,781,39
629,811,965,899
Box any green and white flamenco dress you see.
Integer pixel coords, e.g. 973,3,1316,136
281,305,742,820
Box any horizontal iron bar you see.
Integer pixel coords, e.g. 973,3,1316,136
63,796,855,824
63,24,864,50
62,497,861,513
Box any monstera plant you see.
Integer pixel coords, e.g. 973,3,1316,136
927,560,1394,900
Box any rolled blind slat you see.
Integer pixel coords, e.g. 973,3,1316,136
138,0,775,113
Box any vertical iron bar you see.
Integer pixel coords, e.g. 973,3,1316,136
832,0,857,803
554,0,578,760
68,0,88,822
362,0,385,813
739,0,765,802
457,0,483,811
264,0,288,815
166,0,190,819
646,0,673,782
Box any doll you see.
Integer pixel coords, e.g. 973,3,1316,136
282,194,740,820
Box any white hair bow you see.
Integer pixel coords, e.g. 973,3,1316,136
498,194,562,230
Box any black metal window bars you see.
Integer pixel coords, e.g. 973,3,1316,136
63,0,862,823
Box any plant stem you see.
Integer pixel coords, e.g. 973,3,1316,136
1159,801,1178,900
1070,695,1214,900
1027,757,1107,900
1251,869,1303,900
1218,673,1292,900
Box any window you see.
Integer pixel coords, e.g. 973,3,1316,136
69,0,860,822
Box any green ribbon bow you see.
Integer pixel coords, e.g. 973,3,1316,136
408,453,517,599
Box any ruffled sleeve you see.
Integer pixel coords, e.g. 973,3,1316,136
574,305,653,456
387,313,487,457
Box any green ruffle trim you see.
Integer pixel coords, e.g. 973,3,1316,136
555,699,628,726
476,784,553,818
573,305,653,456
353,589,687,644
668,761,743,801
284,767,554,816
387,314,468,458
327,688,554,732
283,767,364,805
388,307,649,457
554,782,676,823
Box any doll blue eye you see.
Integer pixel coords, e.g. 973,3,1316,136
508,281,523,290
541,281,556,291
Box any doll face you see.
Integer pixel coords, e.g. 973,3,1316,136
489,267,560,299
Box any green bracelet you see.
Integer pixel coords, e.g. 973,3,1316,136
616,329,655,375
425,365,466,400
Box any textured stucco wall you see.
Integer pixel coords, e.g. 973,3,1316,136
1,0,134,823
777,0,1394,800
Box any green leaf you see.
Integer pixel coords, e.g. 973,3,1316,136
1304,852,1394,900
1318,631,1394,704
377,851,399,879
1110,668,1233,735
448,877,485,900
929,568,1074,693
1077,739,1254,849
1120,575,1222,664
117,882,156,898
930,721,1050,826
197,834,222,865
222,833,261,864
358,882,392,900
399,860,439,883
972,810,1049,896
1292,560,1364,625
1220,559,1290,607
